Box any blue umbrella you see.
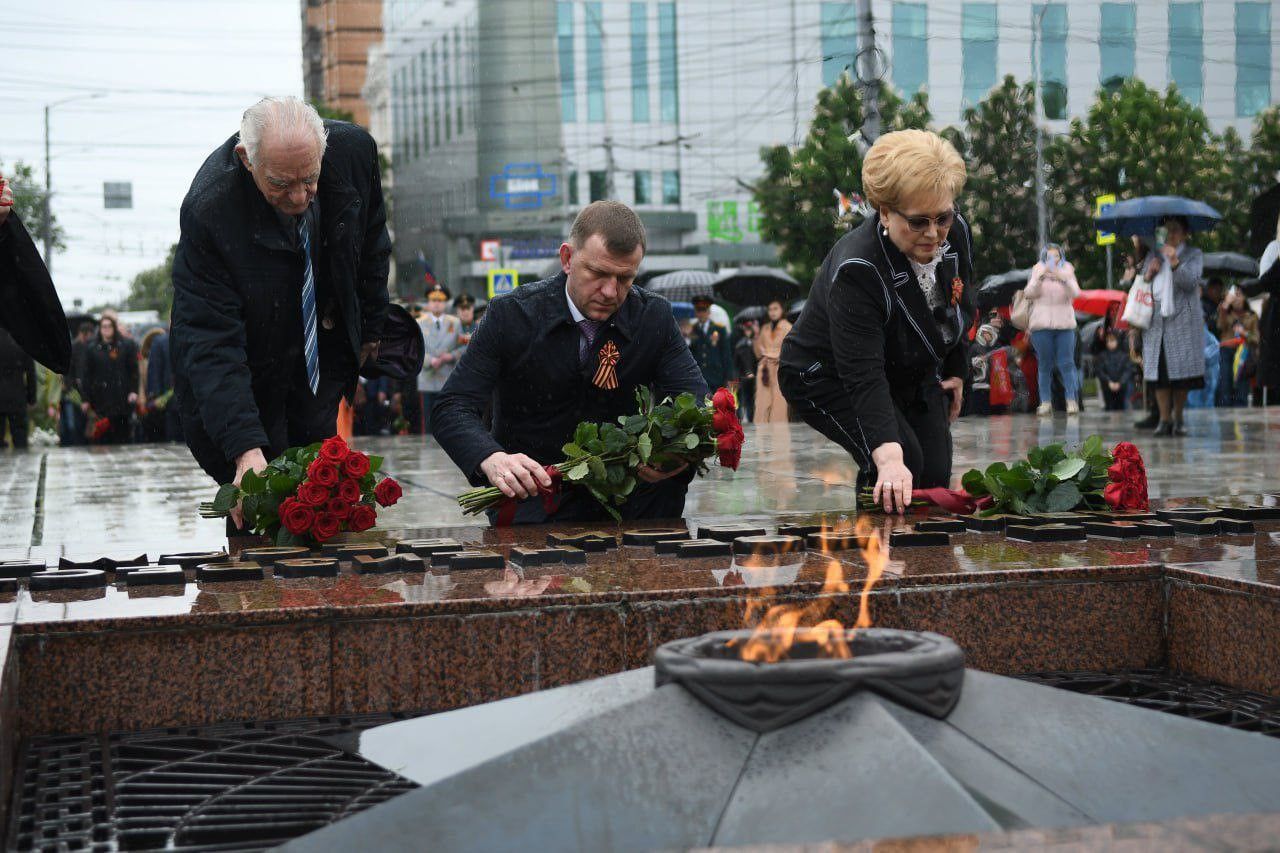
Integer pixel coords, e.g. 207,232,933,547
670,301,696,321
1094,195,1222,237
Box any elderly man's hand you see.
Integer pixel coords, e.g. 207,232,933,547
359,341,379,368
230,448,268,530
480,451,553,500
636,461,689,484
0,174,13,226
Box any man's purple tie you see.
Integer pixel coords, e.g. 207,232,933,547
578,319,602,364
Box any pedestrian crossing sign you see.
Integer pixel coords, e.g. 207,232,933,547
487,269,519,298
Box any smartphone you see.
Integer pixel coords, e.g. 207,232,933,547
1155,226,1168,249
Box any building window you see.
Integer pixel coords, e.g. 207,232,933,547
820,3,857,87
891,3,928,97
658,2,678,122
557,2,576,122
431,46,441,146
589,170,608,201
662,169,680,205
1236,2,1271,117
568,171,579,205
634,171,653,204
631,3,650,123
413,54,423,158
455,29,464,132
585,2,605,122
1168,3,1203,106
443,38,452,141
961,4,997,107
1033,4,1067,119
1099,3,1135,93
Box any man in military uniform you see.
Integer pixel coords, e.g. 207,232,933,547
433,201,707,524
688,295,733,391
417,284,463,437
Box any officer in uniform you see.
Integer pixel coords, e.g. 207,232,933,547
688,295,733,391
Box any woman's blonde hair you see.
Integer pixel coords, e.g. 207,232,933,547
861,129,966,212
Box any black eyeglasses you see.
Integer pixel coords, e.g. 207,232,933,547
892,208,956,233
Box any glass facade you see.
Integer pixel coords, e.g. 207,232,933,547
659,3,678,122
1099,3,1135,93
1236,2,1271,116
585,2,605,122
1168,3,1204,106
443,38,452,140
634,171,653,205
662,170,680,205
455,29,464,132
569,171,579,205
820,2,857,87
1033,4,1068,119
589,170,608,202
557,2,576,122
891,3,928,97
961,4,998,107
431,45,441,146
631,3,650,123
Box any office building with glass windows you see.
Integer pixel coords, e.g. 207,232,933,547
378,0,1276,295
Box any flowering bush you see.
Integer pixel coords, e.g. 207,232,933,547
201,435,402,546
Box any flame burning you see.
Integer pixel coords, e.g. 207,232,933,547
733,517,889,663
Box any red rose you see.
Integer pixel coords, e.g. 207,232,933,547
343,452,372,479
348,504,377,532
1104,443,1149,511
374,477,402,507
311,512,341,542
326,497,352,520
319,436,350,463
279,498,315,535
307,459,340,487
712,410,735,433
337,478,362,504
712,387,736,412
296,481,330,507
716,429,744,470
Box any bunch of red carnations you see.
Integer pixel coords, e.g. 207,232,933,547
201,435,402,546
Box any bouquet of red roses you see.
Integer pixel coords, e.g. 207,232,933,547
458,386,744,521
200,435,403,546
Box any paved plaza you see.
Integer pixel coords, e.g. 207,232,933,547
2,407,1278,555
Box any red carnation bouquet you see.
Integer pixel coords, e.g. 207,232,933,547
200,435,403,546
458,386,744,522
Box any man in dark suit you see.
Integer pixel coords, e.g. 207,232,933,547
170,96,390,526
433,201,708,524
688,295,733,390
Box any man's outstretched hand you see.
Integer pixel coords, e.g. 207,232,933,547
230,448,268,530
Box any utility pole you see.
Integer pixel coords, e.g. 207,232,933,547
42,92,105,272
1031,5,1048,249
855,0,881,142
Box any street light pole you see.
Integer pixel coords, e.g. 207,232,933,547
855,0,881,142
42,92,105,272
1032,5,1048,250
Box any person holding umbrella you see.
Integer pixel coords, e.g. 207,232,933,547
779,129,973,513
1142,216,1205,435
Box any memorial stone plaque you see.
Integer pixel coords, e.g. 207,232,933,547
676,539,732,558
1133,520,1175,537
158,551,227,570
621,529,691,546
444,551,506,571
30,569,107,591
196,562,265,582
547,532,616,551
964,515,1015,533
353,554,426,574
1083,521,1147,539
430,549,467,567
58,555,147,573
275,558,340,578
240,546,311,566
0,561,44,579
1006,524,1086,543
0,578,16,594
1210,517,1256,535
732,535,803,556
654,539,692,555
697,525,768,542
1155,507,1216,522
913,519,967,534
323,544,390,559
806,531,869,551
888,529,950,547
124,566,186,586
1214,505,1280,521
776,523,828,538
395,539,464,556
510,547,587,567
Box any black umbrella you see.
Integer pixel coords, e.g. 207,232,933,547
1250,184,1280,258
0,213,71,374
976,268,1032,311
648,270,717,303
787,299,806,323
1201,252,1259,278
733,306,765,323
359,303,425,382
713,267,800,307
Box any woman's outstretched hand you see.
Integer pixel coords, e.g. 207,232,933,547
871,443,913,514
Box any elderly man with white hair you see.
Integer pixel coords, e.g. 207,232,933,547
171,96,390,521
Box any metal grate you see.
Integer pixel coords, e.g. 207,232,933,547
1019,669,1280,736
9,712,422,852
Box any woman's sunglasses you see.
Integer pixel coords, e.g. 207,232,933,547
893,208,956,233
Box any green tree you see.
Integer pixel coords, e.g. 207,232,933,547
1045,80,1237,288
754,75,931,287
311,100,356,124
123,243,177,318
0,160,66,252
947,76,1042,279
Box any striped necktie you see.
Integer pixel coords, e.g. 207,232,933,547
578,319,602,364
298,217,320,395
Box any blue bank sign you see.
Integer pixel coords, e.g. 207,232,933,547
489,163,558,210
